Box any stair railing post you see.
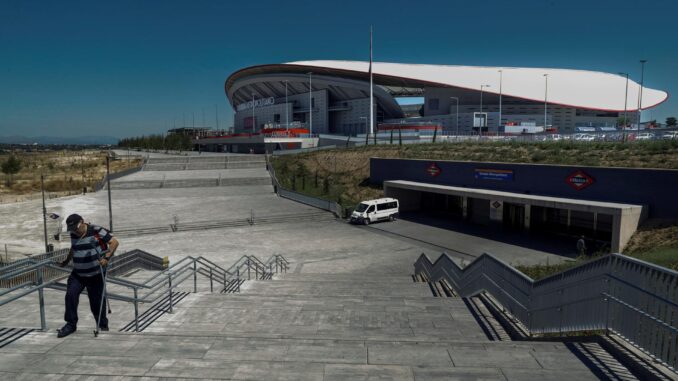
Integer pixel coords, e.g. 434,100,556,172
269,263,272,277
237,268,240,292
210,267,214,293
193,260,197,293
168,273,174,313
37,268,46,331
247,259,251,280
133,287,139,332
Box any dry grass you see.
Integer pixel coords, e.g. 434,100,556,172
0,150,141,202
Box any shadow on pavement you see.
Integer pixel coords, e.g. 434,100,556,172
398,212,579,259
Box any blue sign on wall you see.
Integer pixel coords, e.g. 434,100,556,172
474,168,514,181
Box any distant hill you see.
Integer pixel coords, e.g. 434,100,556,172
0,135,119,145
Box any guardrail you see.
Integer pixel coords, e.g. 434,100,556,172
0,249,165,288
414,252,678,372
265,154,344,218
0,249,288,332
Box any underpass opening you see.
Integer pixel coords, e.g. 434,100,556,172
384,180,643,253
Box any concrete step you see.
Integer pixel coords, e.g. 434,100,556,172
240,279,432,298
0,330,636,380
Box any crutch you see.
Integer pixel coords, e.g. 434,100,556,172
94,251,111,337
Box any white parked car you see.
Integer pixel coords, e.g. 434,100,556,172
662,131,678,140
635,132,655,141
350,198,399,225
574,134,595,142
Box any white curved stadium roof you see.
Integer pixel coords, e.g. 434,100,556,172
286,60,668,111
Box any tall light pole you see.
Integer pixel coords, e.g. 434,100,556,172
498,70,503,135
450,96,459,136
284,80,289,131
308,72,313,135
369,26,374,137
637,60,647,131
106,156,113,232
251,93,256,132
619,72,629,129
479,85,490,135
215,104,219,131
41,174,49,252
543,74,549,129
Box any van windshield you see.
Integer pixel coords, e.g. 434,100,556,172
355,203,368,213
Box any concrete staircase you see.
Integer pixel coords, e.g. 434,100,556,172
0,270,643,380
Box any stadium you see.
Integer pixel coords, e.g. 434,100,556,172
223,60,669,137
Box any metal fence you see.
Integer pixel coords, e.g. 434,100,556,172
414,252,678,372
265,155,344,218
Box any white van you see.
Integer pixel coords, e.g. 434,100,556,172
350,198,399,225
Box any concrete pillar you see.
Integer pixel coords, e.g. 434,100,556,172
524,204,531,230
566,209,571,230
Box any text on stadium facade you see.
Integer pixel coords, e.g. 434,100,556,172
237,97,275,112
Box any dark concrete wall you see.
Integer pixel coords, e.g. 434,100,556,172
370,158,678,219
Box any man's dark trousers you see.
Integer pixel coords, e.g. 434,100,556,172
64,271,108,329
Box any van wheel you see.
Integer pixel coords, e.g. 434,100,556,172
389,214,396,222
363,218,370,225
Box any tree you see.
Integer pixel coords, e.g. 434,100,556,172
617,116,631,127
1,155,22,187
666,117,677,127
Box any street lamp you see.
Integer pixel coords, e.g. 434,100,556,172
251,93,256,132
284,80,289,131
498,70,503,135
637,60,647,131
479,85,490,135
543,74,549,129
619,72,629,129
449,97,459,136
308,72,313,135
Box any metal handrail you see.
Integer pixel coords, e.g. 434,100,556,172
414,252,678,372
1,250,289,332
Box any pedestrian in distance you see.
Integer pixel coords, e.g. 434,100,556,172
57,214,119,338
576,235,587,257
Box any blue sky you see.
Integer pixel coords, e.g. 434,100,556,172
1,0,676,138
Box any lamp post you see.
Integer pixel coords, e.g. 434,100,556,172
637,60,647,131
251,93,256,132
449,96,459,136
284,80,289,131
479,85,490,135
543,74,549,130
41,174,49,252
498,70,503,135
619,72,629,129
308,72,313,135
215,104,219,131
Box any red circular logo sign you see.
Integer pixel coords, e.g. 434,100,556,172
427,163,441,177
566,170,594,190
